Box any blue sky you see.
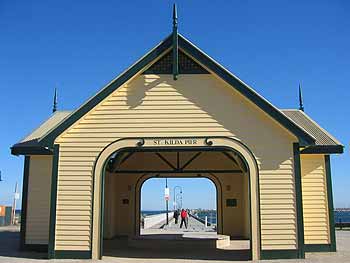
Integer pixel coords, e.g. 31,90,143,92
0,1,349,208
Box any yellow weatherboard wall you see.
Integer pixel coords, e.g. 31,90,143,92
26,155,52,245
301,155,330,244
54,72,298,253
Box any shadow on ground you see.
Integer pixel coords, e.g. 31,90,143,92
0,230,47,259
104,237,251,261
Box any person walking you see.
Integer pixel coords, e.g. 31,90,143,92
174,210,179,224
180,209,188,229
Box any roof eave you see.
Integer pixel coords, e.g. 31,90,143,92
300,145,344,154
11,145,53,156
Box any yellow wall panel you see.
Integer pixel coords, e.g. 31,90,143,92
301,154,330,245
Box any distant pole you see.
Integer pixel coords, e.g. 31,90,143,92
166,178,169,225
0,170,2,182
12,182,18,225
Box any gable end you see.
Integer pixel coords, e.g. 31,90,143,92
143,49,209,74
37,33,315,147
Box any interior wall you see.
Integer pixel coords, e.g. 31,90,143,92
104,172,142,238
215,172,249,238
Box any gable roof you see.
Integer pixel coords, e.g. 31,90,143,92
282,110,343,154
11,107,343,156
29,33,316,148
11,111,71,155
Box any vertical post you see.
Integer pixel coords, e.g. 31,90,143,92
205,216,208,228
293,143,305,258
49,144,60,259
12,182,18,225
20,157,30,250
166,178,169,225
325,155,337,251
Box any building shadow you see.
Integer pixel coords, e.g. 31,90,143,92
0,230,47,259
103,236,251,261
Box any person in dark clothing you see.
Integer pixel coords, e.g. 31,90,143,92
180,209,188,229
174,210,179,224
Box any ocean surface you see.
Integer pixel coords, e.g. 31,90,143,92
335,210,350,223
142,210,217,224
142,210,350,225
12,209,350,224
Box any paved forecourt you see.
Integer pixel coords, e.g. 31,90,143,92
1,226,350,262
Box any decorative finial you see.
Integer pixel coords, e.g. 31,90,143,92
173,3,178,28
299,83,304,112
172,3,179,80
53,88,58,113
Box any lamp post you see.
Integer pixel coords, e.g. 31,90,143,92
173,186,182,210
176,193,183,210
165,178,169,225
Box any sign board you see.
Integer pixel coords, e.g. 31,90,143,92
153,138,198,146
164,187,170,201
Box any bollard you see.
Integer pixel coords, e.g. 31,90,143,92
205,216,207,228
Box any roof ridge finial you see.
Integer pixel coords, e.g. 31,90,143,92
172,3,179,80
173,3,178,28
299,83,304,112
53,87,58,113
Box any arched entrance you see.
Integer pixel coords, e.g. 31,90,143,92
92,137,260,260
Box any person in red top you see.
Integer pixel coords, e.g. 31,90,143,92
180,209,188,229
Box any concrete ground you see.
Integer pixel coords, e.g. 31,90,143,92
1,225,350,263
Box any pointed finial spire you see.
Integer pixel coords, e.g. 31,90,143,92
172,3,179,80
52,88,58,113
173,3,178,28
299,83,304,112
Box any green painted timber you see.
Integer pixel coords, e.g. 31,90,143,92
293,143,305,258
48,144,60,259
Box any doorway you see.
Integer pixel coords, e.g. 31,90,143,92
101,147,252,259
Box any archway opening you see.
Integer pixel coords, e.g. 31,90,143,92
101,147,252,260
140,177,217,237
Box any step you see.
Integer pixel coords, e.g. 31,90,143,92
128,234,231,250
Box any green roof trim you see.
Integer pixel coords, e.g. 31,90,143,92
33,33,315,147
301,145,343,154
39,35,173,146
178,35,315,145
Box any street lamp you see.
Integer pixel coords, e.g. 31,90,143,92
165,178,169,225
173,186,182,210
176,193,183,210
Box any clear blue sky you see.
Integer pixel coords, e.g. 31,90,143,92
0,1,349,208
141,178,216,211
